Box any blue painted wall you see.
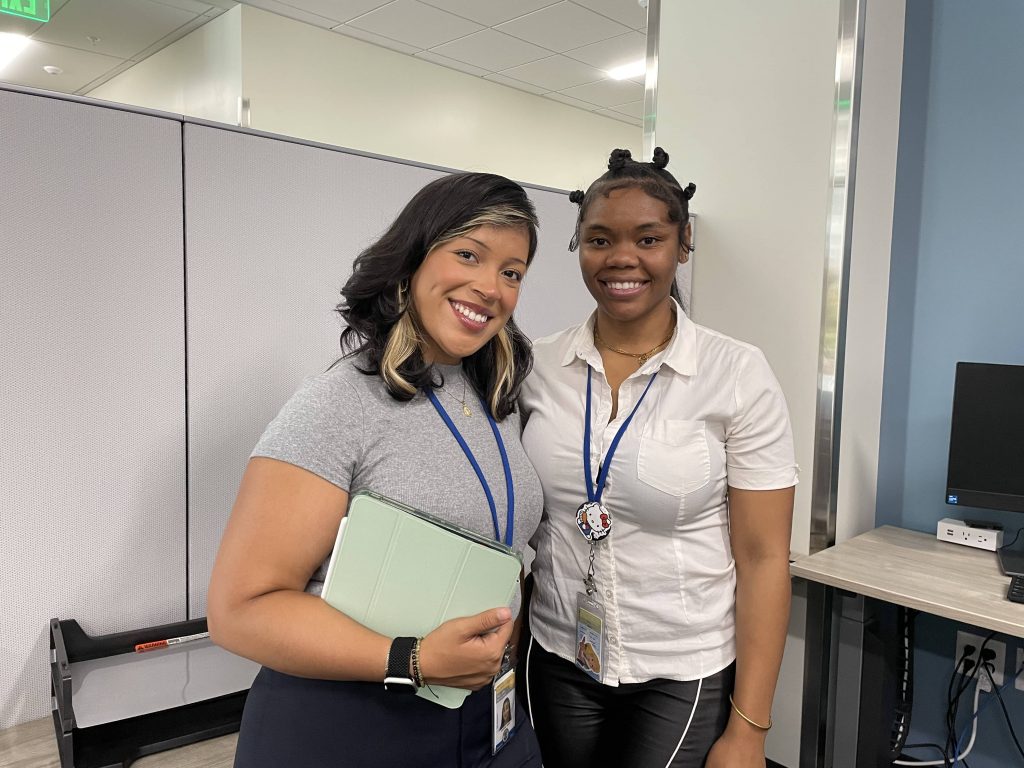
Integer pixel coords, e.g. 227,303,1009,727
878,1,1024,764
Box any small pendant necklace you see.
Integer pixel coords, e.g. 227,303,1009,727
594,327,674,365
439,375,472,417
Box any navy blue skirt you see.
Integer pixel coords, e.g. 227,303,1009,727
233,667,542,768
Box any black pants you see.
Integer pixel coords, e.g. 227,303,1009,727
234,666,542,768
524,639,733,768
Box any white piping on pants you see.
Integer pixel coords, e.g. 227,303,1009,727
525,635,536,730
662,676,702,768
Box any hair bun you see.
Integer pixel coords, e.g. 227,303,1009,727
652,147,669,168
682,182,696,200
607,148,632,171
569,189,585,205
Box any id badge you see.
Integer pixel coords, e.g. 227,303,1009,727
575,592,606,683
491,667,516,755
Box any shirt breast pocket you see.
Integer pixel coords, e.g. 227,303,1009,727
637,419,711,497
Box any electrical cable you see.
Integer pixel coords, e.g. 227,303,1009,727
903,742,948,757
947,645,981,765
982,663,1024,760
893,680,983,766
948,633,995,763
999,525,1024,551
951,664,1024,766
890,607,918,761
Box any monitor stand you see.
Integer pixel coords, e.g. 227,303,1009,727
997,546,1024,577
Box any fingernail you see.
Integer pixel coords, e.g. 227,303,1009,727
496,607,512,621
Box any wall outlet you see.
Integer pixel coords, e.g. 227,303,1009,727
1016,648,1024,692
955,631,1005,690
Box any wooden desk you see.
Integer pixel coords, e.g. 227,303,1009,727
0,717,237,768
791,525,1024,768
791,525,1024,637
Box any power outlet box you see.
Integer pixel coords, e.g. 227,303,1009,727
937,518,1003,551
955,631,1004,690
1017,648,1024,692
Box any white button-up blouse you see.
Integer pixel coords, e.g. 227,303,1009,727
520,301,798,685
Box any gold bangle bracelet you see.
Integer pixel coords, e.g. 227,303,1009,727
729,695,772,731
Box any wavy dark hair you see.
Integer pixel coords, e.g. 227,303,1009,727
569,147,696,306
337,173,538,420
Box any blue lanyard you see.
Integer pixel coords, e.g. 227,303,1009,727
583,366,659,504
426,389,515,548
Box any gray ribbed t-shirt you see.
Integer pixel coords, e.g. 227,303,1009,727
252,358,543,614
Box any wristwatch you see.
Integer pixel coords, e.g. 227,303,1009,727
384,636,418,693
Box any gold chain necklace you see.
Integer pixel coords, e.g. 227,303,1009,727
594,327,673,365
439,376,472,417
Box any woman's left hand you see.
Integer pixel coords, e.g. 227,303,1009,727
704,727,766,768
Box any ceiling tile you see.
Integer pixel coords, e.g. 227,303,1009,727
594,107,641,126
483,72,547,95
130,13,214,62
2,40,124,93
560,77,642,107
500,54,603,92
334,24,421,54
429,28,550,72
496,1,628,53
347,0,482,50
414,50,488,77
238,0,339,28
283,0,391,23
150,0,220,14
543,91,601,110
0,15,43,36
418,0,557,26
563,30,645,70
571,0,647,30
607,98,643,118
31,0,198,60
77,57,137,95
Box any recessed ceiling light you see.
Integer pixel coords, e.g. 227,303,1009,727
0,32,31,74
607,59,646,81
43,65,63,75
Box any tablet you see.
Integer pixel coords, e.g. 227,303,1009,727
321,490,522,708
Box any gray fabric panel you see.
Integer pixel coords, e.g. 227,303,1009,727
0,90,186,729
515,188,596,342
183,125,446,616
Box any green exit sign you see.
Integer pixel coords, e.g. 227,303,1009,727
1,0,49,23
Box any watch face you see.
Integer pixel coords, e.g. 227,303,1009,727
384,676,418,694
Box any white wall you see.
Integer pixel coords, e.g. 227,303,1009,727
654,3,842,765
238,6,638,191
655,0,839,558
88,6,242,126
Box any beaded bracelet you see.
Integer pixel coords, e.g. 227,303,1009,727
411,638,425,688
729,695,772,731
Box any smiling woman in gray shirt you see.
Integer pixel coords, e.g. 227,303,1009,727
207,172,544,768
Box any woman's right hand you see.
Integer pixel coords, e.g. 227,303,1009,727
418,607,514,690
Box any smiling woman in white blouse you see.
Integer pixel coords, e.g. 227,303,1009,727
520,148,797,768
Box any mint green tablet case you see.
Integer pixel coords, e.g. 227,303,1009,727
320,491,522,709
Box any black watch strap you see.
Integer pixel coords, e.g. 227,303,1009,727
385,636,418,693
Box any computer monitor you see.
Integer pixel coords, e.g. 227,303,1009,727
945,362,1024,575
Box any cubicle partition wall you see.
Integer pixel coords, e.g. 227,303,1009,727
0,85,589,729
1,89,188,729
